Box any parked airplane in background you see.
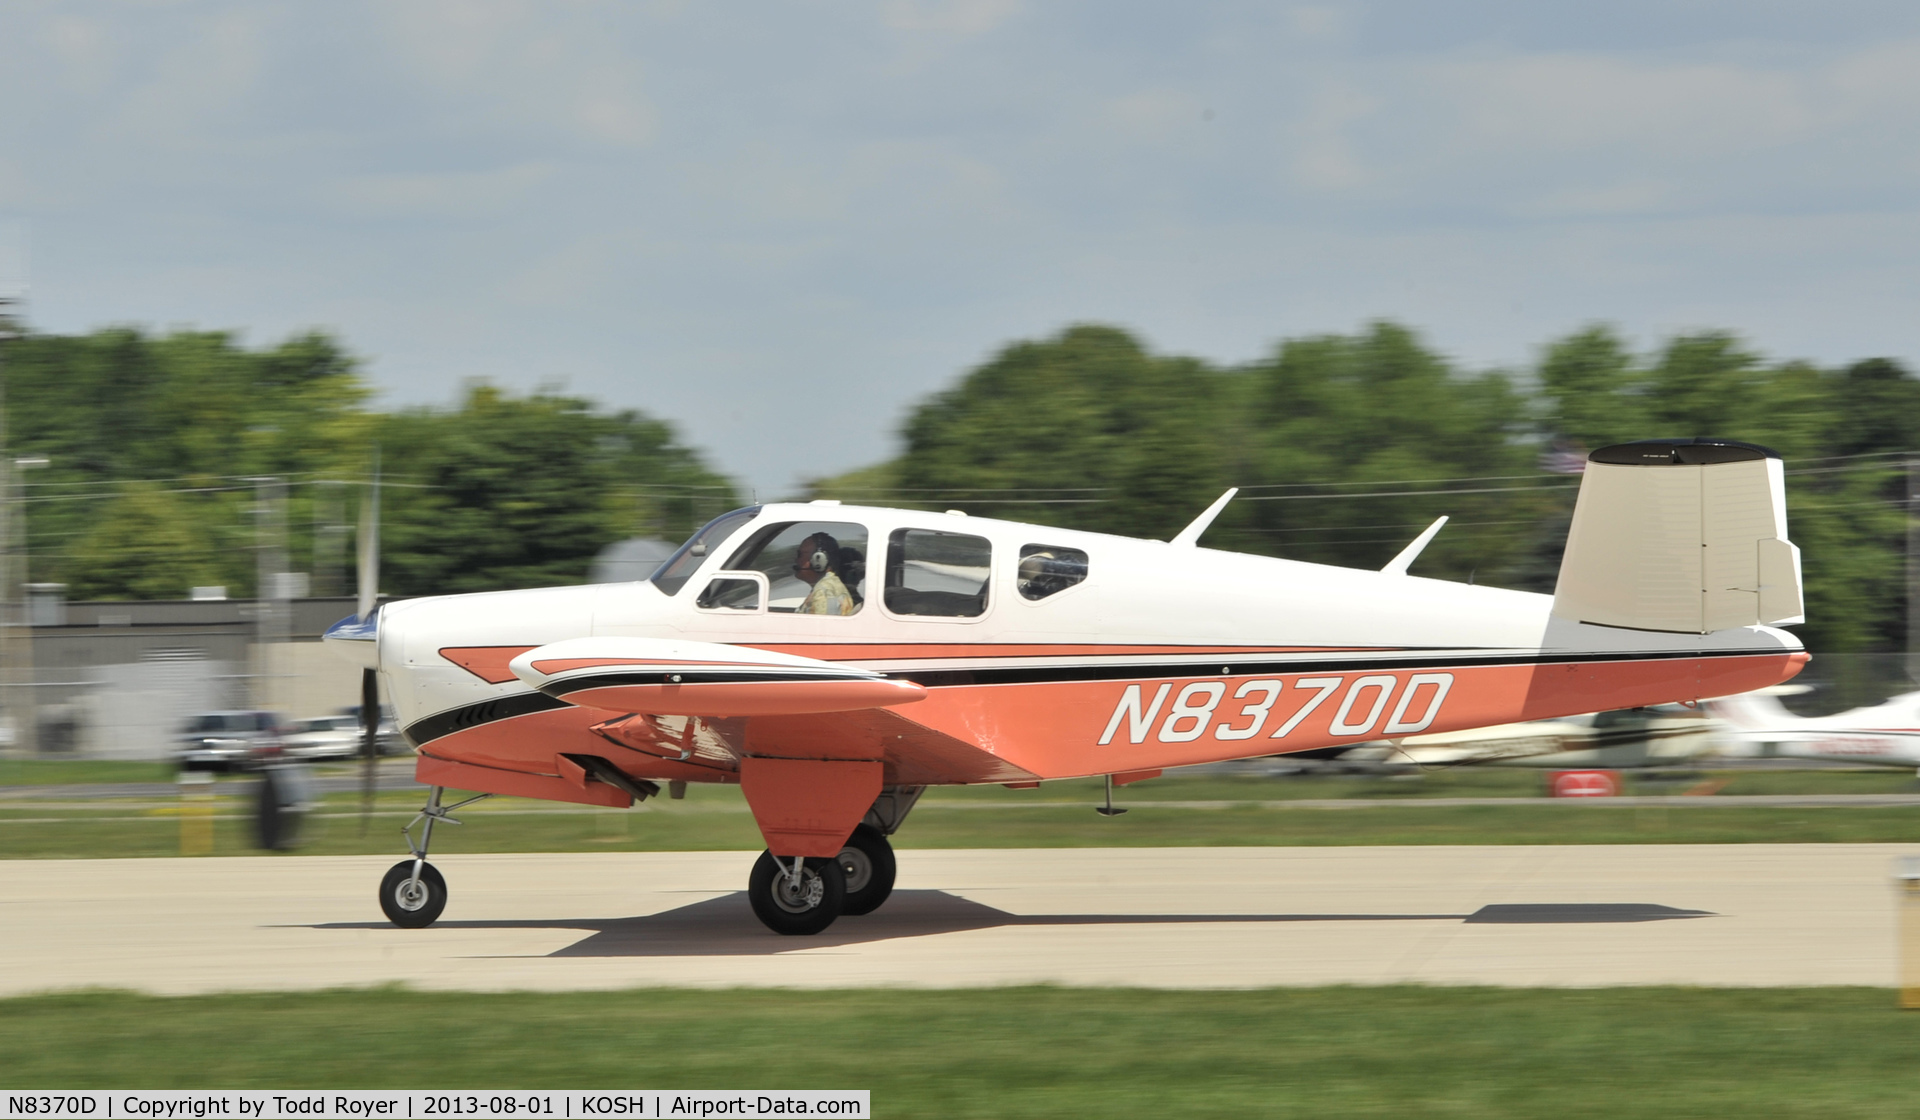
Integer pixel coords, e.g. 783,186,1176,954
1329,703,1725,771
327,439,1808,935
1709,688,1920,774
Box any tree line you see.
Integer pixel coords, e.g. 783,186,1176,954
5,320,1916,656
0,328,738,601
810,323,1920,655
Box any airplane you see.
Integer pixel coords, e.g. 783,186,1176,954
325,437,1808,935
1322,702,1726,771
1708,687,1920,774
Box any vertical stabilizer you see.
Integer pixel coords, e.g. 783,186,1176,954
1552,439,1803,633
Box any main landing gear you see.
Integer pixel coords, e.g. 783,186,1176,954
746,788,919,936
378,785,490,928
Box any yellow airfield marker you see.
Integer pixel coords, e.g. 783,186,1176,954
178,770,214,856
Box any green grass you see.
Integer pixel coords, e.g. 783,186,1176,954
1,987,1918,1117
9,759,1920,802
12,759,1920,798
0,759,176,785
5,780,1920,859
930,768,1920,801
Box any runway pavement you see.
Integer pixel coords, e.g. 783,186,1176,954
1,845,1911,996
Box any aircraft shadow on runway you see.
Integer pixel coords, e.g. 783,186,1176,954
306,891,1714,957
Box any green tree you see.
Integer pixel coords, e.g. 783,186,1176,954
1226,322,1540,579
880,325,1232,540
64,484,222,600
2,328,373,599
375,384,738,595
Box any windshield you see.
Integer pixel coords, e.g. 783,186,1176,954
650,507,762,596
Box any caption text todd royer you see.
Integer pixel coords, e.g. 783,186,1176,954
2,1094,869,1120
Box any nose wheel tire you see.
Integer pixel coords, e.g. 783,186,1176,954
379,860,448,928
748,851,845,936
836,824,896,916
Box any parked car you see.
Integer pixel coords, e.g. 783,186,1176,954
175,710,290,773
285,714,363,762
288,709,405,762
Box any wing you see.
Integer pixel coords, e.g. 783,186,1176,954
505,637,1038,786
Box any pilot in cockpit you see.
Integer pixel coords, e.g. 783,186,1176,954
793,532,859,615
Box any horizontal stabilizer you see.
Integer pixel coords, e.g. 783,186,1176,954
1552,439,1804,634
509,636,927,717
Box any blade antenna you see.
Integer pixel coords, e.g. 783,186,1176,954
1381,516,1448,576
359,451,382,833
1169,488,1238,548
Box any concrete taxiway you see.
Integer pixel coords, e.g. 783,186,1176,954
1,845,1909,995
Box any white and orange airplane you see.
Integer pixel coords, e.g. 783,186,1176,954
326,438,1808,934
1709,687,1920,773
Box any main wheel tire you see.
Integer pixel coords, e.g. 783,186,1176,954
836,824,896,916
748,851,845,936
378,860,448,928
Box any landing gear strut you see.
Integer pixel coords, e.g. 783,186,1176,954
378,785,490,929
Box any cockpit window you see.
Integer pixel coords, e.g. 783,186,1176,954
886,529,991,617
1017,545,1088,600
723,521,869,614
650,507,762,596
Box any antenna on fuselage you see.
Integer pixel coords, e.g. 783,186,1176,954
1096,774,1127,817
1169,488,1238,547
1381,516,1448,576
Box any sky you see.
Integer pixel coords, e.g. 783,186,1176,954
4,1,1920,496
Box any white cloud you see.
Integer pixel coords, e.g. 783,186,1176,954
878,0,1021,36
1430,53,1820,158
1289,82,1377,191
318,162,560,219
1105,88,1210,143
374,0,657,148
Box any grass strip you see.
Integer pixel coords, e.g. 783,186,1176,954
1,986,1918,1117
5,787,1920,858
10,762,1920,799
0,760,176,786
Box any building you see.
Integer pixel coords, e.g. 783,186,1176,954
9,595,374,760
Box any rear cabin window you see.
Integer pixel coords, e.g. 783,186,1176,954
885,529,991,618
722,521,869,614
1017,545,1089,600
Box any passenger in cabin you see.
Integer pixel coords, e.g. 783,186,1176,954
793,533,858,615
836,546,866,603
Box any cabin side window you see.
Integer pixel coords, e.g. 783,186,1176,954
885,529,991,618
1017,545,1088,601
695,576,765,611
721,520,869,615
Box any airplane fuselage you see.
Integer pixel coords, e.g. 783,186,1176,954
351,501,1807,792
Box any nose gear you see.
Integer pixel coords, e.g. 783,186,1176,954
375,785,491,929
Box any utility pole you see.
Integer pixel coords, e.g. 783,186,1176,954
0,294,18,756
312,479,348,598
252,475,289,711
